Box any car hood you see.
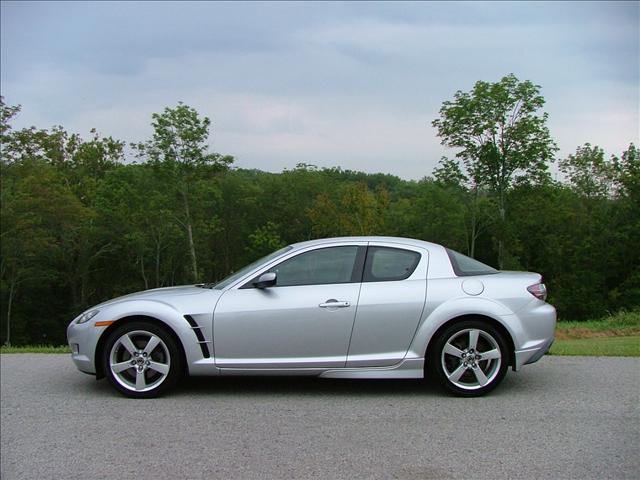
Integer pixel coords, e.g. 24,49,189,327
93,285,220,310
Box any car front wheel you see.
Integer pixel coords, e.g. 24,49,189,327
430,320,509,396
102,321,182,398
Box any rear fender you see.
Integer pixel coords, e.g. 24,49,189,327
407,297,517,359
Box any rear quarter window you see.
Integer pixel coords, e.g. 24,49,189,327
446,248,498,276
364,246,421,282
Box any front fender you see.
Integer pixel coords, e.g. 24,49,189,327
93,299,205,375
407,296,516,359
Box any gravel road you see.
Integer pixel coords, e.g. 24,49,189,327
1,354,638,479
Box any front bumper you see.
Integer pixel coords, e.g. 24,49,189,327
67,320,99,375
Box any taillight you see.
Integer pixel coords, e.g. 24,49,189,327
527,283,547,301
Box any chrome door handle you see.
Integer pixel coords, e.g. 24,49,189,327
319,300,351,308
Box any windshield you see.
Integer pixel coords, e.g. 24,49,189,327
213,246,293,290
445,248,498,276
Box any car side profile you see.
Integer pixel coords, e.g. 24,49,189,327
67,236,556,398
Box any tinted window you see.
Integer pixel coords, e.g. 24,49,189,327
270,246,360,287
363,247,421,282
446,248,498,276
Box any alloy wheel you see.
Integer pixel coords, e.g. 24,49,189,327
440,328,502,391
109,330,171,393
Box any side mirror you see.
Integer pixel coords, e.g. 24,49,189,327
253,272,277,289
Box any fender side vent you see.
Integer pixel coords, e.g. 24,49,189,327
184,315,210,358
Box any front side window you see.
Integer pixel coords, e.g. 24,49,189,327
214,246,293,289
363,246,421,282
269,246,361,287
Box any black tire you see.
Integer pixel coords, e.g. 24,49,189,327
102,321,183,398
428,319,509,397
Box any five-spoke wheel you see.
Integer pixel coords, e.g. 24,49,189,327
103,321,181,398
430,320,508,396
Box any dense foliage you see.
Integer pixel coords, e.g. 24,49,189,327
1,86,638,345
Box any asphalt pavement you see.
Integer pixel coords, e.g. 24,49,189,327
1,354,638,479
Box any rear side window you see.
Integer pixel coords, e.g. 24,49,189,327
363,246,421,282
446,248,498,276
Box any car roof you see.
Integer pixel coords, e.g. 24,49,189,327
289,236,442,251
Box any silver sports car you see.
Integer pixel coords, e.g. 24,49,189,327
67,236,556,398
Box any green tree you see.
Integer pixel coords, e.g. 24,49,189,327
10,126,122,308
432,74,557,267
247,222,285,259
433,157,495,259
259,164,331,243
93,164,184,291
1,160,89,344
608,144,640,309
559,143,616,198
0,97,21,164
133,103,233,282
613,143,639,197
307,182,389,237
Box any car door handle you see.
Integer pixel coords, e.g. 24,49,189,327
319,300,351,308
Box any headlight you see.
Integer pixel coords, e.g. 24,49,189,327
76,309,100,324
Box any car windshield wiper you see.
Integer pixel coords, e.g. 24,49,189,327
194,283,216,289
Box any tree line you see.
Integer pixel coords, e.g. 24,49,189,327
1,74,638,346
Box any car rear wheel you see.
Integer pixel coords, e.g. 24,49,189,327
102,321,182,398
430,320,509,396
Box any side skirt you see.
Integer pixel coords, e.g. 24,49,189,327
189,357,425,379
319,358,424,379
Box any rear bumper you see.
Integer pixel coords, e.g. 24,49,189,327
513,336,554,371
510,300,556,371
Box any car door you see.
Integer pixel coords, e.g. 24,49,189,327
346,242,428,367
213,243,367,369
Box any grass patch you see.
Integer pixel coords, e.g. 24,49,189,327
552,310,639,356
556,309,640,340
0,345,71,354
550,336,640,357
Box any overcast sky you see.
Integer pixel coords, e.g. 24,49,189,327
1,1,638,179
